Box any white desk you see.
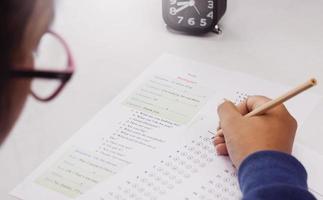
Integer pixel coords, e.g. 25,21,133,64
1,0,323,199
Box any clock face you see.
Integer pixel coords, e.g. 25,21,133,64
163,0,216,33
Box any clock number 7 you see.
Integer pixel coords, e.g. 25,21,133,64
177,16,184,24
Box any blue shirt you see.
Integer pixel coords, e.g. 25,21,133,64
238,151,316,199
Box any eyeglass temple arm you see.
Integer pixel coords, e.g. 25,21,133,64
10,69,73,81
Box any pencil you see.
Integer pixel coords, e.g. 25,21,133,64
214,78,317,138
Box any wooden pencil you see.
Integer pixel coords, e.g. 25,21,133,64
214,78,317,138
245,78,317,117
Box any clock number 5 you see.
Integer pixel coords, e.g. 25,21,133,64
200,18,207,27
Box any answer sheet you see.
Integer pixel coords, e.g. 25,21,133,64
11,54,323,200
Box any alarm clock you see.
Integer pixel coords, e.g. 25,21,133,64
162,0,227,34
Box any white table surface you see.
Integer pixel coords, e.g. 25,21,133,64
1,0,323,199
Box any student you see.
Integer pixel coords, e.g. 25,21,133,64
0,0,74,143
0,0,316,199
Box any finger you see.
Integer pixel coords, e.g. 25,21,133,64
215,129,224,137
214,136,225,145
217,100,242,126
236,100,249,115
215,143,228,155
246,96,271,112
235,96,271,115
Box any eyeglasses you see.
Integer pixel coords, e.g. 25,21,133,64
9,30,75,102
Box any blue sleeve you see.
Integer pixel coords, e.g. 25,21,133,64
238,151,317,200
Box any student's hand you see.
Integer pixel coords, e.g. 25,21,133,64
214,96,298,168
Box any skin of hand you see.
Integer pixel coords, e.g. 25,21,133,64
214,96,298,169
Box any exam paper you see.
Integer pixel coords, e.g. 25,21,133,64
11,54,323,200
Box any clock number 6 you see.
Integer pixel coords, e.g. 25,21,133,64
188,18,195,26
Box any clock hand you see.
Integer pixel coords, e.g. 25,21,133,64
193,5,200,15
175,4,190,14
181,0,200,15
177,1,190,6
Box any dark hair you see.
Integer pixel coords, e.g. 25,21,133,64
0,0,37,125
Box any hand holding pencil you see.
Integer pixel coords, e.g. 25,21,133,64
214,79,317,168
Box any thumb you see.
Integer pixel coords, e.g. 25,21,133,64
217,100,242,127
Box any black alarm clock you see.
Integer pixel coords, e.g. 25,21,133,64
162,0,227,34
